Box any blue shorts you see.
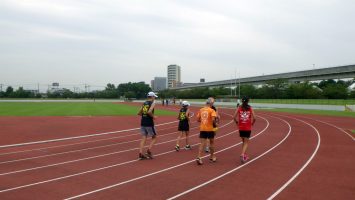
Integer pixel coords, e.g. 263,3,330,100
140,126,157,137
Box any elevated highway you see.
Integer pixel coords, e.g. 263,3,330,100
174,64,355,90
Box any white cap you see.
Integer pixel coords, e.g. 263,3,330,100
182,101,190,106
147,92,158,98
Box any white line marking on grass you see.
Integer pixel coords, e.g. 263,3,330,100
0,118,242,193
63,117,270,200
167,115,291,200
266,115,321,200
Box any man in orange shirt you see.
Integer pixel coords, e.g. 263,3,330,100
196,98,217,165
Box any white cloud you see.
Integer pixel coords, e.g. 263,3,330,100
0,0,354,87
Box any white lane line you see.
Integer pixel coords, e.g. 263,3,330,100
0,117,242,193
0,118,230,175
267,115,321,200
63,116,270,200
0,124,201,165
0,121,199,157
302,116,354,141
0,125,201,176
0,120,180,149
167,115,291,200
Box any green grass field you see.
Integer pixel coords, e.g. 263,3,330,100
260,108,355,118
352,130,355,134
0,102,175,116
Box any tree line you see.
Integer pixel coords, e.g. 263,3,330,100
0,79,354,99
159,79,355,99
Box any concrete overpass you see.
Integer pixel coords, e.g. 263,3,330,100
174,64,355,90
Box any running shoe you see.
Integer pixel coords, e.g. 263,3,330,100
139,153,147,160
175,145,180,151
243,154,249,162
209,157,217,162
185,145,191,150
145,149,153,159
196,157,203,165
205,146,210,153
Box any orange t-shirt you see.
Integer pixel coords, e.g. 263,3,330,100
197,106,217,131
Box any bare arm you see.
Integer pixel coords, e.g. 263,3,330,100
147,102,156,119
233,109,238,124
137,106,143,116
196,112,201,122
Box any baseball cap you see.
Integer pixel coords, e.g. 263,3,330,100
182,101,190,106
147,92,158,98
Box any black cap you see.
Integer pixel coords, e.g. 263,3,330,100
242,96,249,102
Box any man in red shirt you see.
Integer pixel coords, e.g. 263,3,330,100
233,96,256,163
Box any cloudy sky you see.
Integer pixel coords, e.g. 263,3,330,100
0,0,354,91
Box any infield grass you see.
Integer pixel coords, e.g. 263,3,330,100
0,102,175,116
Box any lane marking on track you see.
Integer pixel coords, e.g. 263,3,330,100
0,115,234,175
266,114,321,200
0,121,199,157
167,115,291,200
0,123,201,165
63,116,270,200
0,117,243,193
0,120,181,149
301,116,354,141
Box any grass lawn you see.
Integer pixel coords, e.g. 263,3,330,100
0,102,175,116
260,108,355,118
352,130,355,134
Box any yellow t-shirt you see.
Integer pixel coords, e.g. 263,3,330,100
197,106,217,131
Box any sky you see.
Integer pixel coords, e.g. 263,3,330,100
0,0,354,91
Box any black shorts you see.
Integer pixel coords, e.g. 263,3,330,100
200,131,215,139
178,121,189,131
239,130,251,138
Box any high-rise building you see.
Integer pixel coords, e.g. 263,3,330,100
167,64,181,88
152,77,167,91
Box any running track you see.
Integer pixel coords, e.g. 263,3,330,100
0,104,354,199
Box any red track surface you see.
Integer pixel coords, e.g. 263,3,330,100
0,104,354,200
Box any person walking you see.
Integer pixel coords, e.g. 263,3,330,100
175,101,192,151
196,98,217,165
137,92,158,160
205,97,220,153
233,96,256,163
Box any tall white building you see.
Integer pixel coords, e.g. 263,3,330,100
167,65,181,88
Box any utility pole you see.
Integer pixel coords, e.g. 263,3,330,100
234,69,237,96
238,71,241,98
37,83,40,94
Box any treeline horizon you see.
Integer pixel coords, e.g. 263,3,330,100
0,79,354,100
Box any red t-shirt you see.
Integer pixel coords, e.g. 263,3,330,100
237,106,253,131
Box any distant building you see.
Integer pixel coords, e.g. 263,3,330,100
167,65,181,88
152,77,167,91
200,78,205,83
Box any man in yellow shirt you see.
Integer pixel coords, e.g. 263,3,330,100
196,98,217,165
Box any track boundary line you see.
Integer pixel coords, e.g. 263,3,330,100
266,114,321,200
0,124,200,165
0,117,243,193
0,114,234,174
63,116,270,200
301,116,354,141
167,115,291,200
0,120,181,149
